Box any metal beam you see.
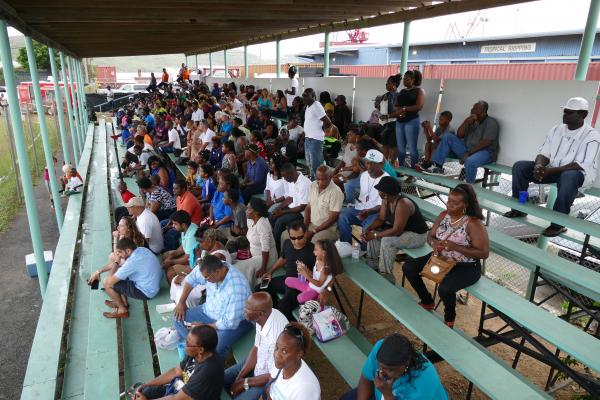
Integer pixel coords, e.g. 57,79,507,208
185,0,536,55
244,45,248,79
25,36,64,230
0,20,49,295
48,47,70,166
60,51,80,163
575,0,600,80
224,49,228,78
323,31,330,77
276,39,281,78
209,52,212,77
400,21,411,74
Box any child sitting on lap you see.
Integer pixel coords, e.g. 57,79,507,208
285,239,343,303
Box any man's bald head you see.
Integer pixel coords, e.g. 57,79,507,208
248,291,273,310
244,292,273,324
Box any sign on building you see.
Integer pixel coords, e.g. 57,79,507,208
480,43,536,54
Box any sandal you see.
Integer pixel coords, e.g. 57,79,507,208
503,209,527,218
104,300,117,308
103,308,129,319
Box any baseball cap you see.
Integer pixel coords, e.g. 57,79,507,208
561,97,589,111
245,143,260,153
125,196,145,208
364,149,384,163
374,176,401,196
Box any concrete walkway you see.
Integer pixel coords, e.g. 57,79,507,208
0,159,68,400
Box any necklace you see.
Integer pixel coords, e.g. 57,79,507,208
449,214,465,226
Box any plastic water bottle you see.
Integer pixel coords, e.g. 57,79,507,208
352,243,360,260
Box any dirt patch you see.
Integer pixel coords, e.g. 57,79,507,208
309,270,592,400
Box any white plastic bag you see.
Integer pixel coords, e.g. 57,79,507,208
154,327,180,350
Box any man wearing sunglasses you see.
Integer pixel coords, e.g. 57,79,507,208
504,97,600,237
257,220,316,320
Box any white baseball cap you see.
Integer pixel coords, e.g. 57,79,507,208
561,97,589,111
364,149,384,163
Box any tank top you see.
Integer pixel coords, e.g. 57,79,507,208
435,212,475,263
385,196,428,234
396,87,420,123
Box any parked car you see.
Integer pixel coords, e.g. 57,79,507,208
98,83,147,94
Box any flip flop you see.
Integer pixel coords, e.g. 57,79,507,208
103,308,129,319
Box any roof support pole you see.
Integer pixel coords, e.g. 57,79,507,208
67,57,83,150
323,31,330,77
60,52,80,164
79,61,88,133
48,47,71,166
209,52,212,77
276,39,281,78
0,21,49,295
244,45,249,79
25,37,64,231
224,49,228,78
195,54,198,71
400,21,411,74
73,60,87,138
575,0,600,80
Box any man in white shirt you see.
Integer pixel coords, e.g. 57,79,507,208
191,102,204,123
224,292,288,400
125,197,164,254
229,90,244,114
284,66,299,107
269,162,312,253
504,97,600,237
198,120,216,151
301,88,332,179
283,116,304,142
158,120,181,153
338,149,388,244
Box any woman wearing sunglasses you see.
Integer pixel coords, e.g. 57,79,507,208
266,322,320,400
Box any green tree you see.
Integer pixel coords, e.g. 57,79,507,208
17,41,60,71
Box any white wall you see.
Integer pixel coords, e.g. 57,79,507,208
302,77,355,112
440,79,600,186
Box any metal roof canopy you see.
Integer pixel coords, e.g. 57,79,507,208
0,0,535,58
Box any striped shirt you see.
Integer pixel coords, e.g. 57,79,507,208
538,123,600,189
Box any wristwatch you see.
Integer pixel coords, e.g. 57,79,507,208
243,378,249,391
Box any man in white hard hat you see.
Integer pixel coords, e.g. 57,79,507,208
504,97,600,237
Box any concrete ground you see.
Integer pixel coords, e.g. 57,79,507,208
0,161,67,399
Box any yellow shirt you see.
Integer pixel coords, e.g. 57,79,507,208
307,181,343,227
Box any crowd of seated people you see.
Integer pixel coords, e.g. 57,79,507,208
93,65,600,398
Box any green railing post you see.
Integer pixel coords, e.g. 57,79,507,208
224,49,228,78
59,51,79,164
209,52,212,77
195,54,198,70
323,31,330,77
244,45,248,79
0,21,49,295
76,60,88,134
575,0,600,80
48,47,71,166
25,37,64,230
68,57,84,148
400,21,411,74
276,39,281,78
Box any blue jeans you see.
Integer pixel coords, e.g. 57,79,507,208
304,137,324,178
224,360,265,400
338,207,379,243
343,176,361,204
173,305,253,359
396,117,421,167
511,160,584,228
160,219,181,252
431,134,492,183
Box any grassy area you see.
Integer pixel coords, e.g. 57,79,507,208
0,111,60,232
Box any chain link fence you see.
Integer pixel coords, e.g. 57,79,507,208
402,160,600,315
0,100,61,232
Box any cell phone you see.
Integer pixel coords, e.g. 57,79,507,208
259,277,271,289
376,370,391,382
89,279,99,290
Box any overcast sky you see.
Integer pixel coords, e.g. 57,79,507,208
7,0,596,60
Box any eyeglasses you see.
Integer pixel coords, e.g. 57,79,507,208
289,235,305,241
284,325,305,349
